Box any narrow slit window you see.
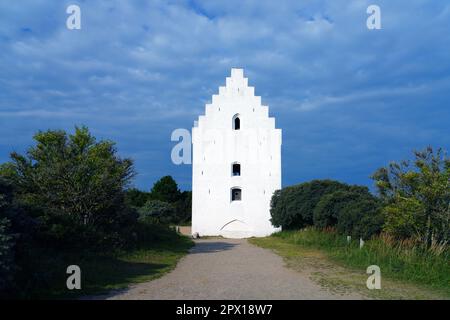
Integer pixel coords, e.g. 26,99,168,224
232,163,241,176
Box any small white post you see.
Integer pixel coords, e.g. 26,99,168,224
359,238,365,249
346,236,351,243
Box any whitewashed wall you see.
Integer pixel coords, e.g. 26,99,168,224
192,69,282,238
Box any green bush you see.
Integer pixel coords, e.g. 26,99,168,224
313,187,383,238
270,180,356,230
313,189,357,229
271,180,384,238
139,200,176,224
0,126,136,249
0,179,18,295
372,147,449,246
173,191,192,224
148,176,191,224
125,188,151,208
336,197,383,239
128,177,191,225
0,177,37,296
0,217,15,295
0,128,194,299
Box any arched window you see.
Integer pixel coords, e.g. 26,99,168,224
232,163,241,176
232,114,240,130
231,188,242,201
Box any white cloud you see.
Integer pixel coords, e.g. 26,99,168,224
0,0,449,189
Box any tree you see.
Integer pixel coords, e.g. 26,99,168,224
372,146,450,246
149,176,181,203
270,180,352,229
313,186,383,238
313,187,366,227
335,195,383,239
125,188,150,208
138,200,176,224
0,177,35,296
174,191,191,224
0,126,136,247
0,202,15,294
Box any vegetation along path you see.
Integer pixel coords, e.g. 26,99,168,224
102,238,365,300
96,235,448,300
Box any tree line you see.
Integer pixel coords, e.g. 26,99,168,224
270,147,449,247
0,127,190,297
1,126,447,296
126,176,191,225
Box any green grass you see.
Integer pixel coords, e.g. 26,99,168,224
20,224,194,299
250,229,450,299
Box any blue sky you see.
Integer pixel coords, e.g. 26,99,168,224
0,0,449,191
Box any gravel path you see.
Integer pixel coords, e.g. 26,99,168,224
103,238,364,300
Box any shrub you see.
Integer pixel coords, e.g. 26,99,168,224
0,177,36,296
139,200,176,224
126,177,191,225
313,189,360,229
314,187,383,238
0,126,136,249
336,197,383,239
125,188,150,208
173,191,191,224
0,178,17,295
0,217,15,295
372,146,450,246
270,180,356,230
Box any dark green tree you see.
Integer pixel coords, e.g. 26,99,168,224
149,176,181,203
138,200,176,224
335,195,383,239
125,188,150,208
313,186,383,238
0,177,35,296
0,126,136,247
313,188,363,229
174,191,192,224
270,180,352,229
0,197,15,294
372,146,450,245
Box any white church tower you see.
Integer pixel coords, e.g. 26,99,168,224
192,68,282,238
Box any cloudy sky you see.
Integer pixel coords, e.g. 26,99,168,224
1,0,449,191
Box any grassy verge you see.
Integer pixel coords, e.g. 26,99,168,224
20,224,194,299
250,229,449,299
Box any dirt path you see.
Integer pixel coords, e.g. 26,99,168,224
101,238,365,300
